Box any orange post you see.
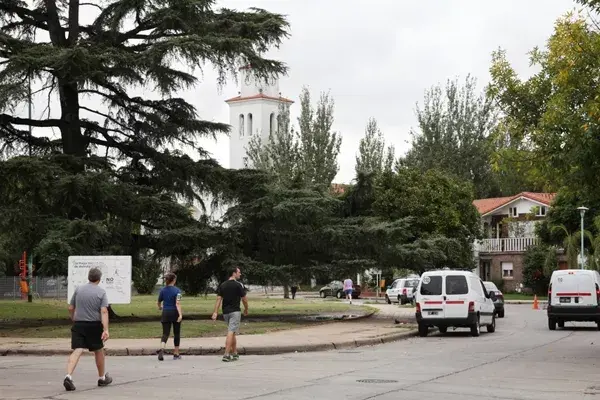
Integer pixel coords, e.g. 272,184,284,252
532,294,539,310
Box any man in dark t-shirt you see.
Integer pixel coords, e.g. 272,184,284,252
212,267,248,362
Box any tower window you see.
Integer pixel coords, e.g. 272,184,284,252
239,114,245,137
269,112,276,134
247,113,253,136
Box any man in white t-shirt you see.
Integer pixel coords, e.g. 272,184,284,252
343,278,353,304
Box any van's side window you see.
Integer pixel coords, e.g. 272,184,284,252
446,275,468,295
420,276,442,295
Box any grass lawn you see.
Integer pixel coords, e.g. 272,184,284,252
503,293,548,301
0,296,368,338
1,319,307,339
0,296,368,321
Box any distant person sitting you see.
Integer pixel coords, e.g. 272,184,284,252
63,267,112,392
343,278,353,304
157,272,183,361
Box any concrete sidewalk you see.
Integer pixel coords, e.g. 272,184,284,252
0,320,417,357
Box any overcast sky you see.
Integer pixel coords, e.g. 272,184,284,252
19,0,578,184
192,0,578,183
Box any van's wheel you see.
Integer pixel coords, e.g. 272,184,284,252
385,295,391,304
548,318,557,330
558,320,565,328
497,309,505,318
320,291,326,298
470,316,481,337
487,315,496,333
418,323,429,337
438,326,447,334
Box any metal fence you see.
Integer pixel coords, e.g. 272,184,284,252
0,277,308,300
0,276,68,300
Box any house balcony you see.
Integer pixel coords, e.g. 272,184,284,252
475,237,539,254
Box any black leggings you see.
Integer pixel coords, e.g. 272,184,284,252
161,310,181,347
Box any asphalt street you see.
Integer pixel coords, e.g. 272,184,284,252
2,304,600,400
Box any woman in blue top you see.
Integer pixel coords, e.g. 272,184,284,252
157,272,183,361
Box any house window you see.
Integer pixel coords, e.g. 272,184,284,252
502,262,514,279
536,206,547,216
247,113,253,136
509,207,518,217
269,112,276,134
239,114,245,137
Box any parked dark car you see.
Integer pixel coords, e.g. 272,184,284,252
483,281,505,318
319,280,361,299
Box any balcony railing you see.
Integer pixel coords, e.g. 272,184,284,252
476,237,539,253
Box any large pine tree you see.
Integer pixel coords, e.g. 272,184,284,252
0,0,289,276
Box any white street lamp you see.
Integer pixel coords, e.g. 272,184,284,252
578,206,589,269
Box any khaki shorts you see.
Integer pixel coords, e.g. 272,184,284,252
223,311,241,333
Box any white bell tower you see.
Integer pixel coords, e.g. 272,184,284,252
226,65,293,169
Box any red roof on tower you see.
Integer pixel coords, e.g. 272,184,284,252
225,93,294,104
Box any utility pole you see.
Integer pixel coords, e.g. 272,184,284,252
28,74,32,156
578,206,589,270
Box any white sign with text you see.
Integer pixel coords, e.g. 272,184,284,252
67,256,132,304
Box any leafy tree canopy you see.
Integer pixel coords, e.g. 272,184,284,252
0,0,290,275
401,75,502,198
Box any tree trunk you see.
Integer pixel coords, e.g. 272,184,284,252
107,305,119,320
58,79,86,158
283,284,289,299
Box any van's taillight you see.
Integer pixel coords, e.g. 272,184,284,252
468,301,475,312
596,283,600,304
548,283,552,298
416,303,421,313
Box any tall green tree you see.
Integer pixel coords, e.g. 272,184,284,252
373,167,481,272
245,102,299,186
297,87,342,188
0,0,290,276
401,75,500,198
246,86,342,189
355,117,395,176
488,2,600,205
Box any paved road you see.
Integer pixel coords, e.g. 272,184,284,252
3,304,600,399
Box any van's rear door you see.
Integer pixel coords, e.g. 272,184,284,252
554,271,594,306
444,275,470,319
419,275,445,319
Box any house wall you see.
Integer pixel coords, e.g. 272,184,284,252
480,253,568,292
494,198,547,216
487,254,524,292
480,197,548,239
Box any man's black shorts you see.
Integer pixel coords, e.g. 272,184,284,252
71,321,104,351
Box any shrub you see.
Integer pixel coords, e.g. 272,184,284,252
523,244,553,295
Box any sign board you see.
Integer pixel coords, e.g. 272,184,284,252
67,256,132,304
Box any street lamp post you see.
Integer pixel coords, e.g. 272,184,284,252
577,206,589,269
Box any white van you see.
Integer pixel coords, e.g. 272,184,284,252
385,278,419,304
415,270,497,337
547,269,600,330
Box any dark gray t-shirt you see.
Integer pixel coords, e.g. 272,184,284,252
70,283,109,322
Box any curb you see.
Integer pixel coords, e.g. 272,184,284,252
504,300,548,305
0,328,419,357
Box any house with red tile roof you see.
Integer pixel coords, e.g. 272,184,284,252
473,192,563,291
